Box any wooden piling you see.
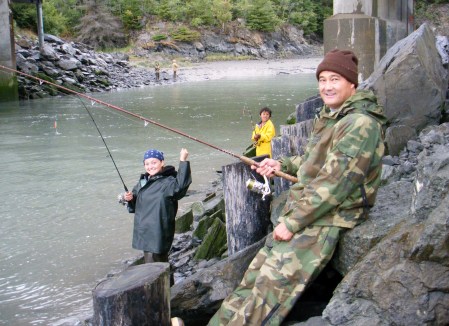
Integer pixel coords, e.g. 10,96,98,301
92,263,171,326
222,160,271,255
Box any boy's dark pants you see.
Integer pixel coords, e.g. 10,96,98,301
144,251,169,263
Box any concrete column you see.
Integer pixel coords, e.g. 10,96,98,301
36,0,44,51
0,0,18,102
324,0,412,83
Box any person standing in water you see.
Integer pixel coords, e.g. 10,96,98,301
252,107,276,158
123,148,191,263
172,59,179,80
155,62,161,81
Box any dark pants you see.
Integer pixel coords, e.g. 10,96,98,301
144,251,169,263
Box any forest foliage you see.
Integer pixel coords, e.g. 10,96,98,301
11,0,332,49
11,0,446,50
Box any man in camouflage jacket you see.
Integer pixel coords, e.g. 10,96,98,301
208,49,388,326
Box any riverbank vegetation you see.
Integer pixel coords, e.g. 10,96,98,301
11,0,332,50
11,0,448,52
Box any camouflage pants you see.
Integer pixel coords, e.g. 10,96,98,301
208,225,344,326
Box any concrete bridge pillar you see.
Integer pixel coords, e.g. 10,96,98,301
0,0,18,102
324,0,413,82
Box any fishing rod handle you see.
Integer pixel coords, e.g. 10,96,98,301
239,156,299,183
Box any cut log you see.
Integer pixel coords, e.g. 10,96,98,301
92,263,171,326
222,160,271,255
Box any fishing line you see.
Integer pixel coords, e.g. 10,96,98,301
76,96,129,192
0,64,298,183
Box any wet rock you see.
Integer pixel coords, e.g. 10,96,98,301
175,209,194,234
194,218,227,260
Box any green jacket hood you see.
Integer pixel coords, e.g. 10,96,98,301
339,90,388,126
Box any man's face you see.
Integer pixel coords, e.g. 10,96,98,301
318,71,356,109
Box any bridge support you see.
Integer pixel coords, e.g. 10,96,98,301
324,0,414,82
0,0,18,102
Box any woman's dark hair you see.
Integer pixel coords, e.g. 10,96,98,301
259,107,272,117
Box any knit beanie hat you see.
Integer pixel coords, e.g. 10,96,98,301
316,49,359,86
143,149,164,163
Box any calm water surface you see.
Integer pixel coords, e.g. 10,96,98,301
0,74,317,325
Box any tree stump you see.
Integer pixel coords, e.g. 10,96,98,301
222,160,271,255
92,263,171,326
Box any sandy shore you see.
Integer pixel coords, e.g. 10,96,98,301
177,57,322,82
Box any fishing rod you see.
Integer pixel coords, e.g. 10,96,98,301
0,64,298,183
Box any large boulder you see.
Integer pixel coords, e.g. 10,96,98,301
360,23,448,155
332,179,414,275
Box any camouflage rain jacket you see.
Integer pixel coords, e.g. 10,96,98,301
278,90,387,233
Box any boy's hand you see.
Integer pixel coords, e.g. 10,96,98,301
180,148,189,161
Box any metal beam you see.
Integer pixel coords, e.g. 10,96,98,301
10,0,44,51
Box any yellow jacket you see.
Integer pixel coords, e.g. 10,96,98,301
252,119,275,157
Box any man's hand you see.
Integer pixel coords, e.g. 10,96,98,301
273,222,294,241
251,158,281,178
254,134,261,141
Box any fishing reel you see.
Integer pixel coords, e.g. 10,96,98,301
118,193,127,206
246,175,271,200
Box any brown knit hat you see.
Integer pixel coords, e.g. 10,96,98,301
316,49,359,86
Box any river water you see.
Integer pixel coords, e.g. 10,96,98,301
0,74,317,325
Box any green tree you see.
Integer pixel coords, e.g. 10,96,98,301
11,1,68,35
272,0,332,35
49,0,83,36
246,0,279,31
186,0,215,26
157,0,186,22
212,0,233,30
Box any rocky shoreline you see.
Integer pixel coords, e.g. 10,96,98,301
14,33,322,100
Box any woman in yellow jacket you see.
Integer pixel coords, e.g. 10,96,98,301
252,107,275,158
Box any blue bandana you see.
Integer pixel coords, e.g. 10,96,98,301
143,149,164,163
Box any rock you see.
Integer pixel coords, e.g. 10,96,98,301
411,127,449,222
170,237,266,325
175,209,194,233
332,180,414,275
41,43,60,61
384,125,417,156
361,24,448,154
194,218,227,260
192,215,217,240
436,35,449,66
321,123,449,326
44,34,65,44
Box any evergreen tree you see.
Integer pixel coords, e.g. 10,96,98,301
186,0,215,27
212,0,233,30
246,0,279,31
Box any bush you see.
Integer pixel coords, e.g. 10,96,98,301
170,27,201,42
152,34,168,41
